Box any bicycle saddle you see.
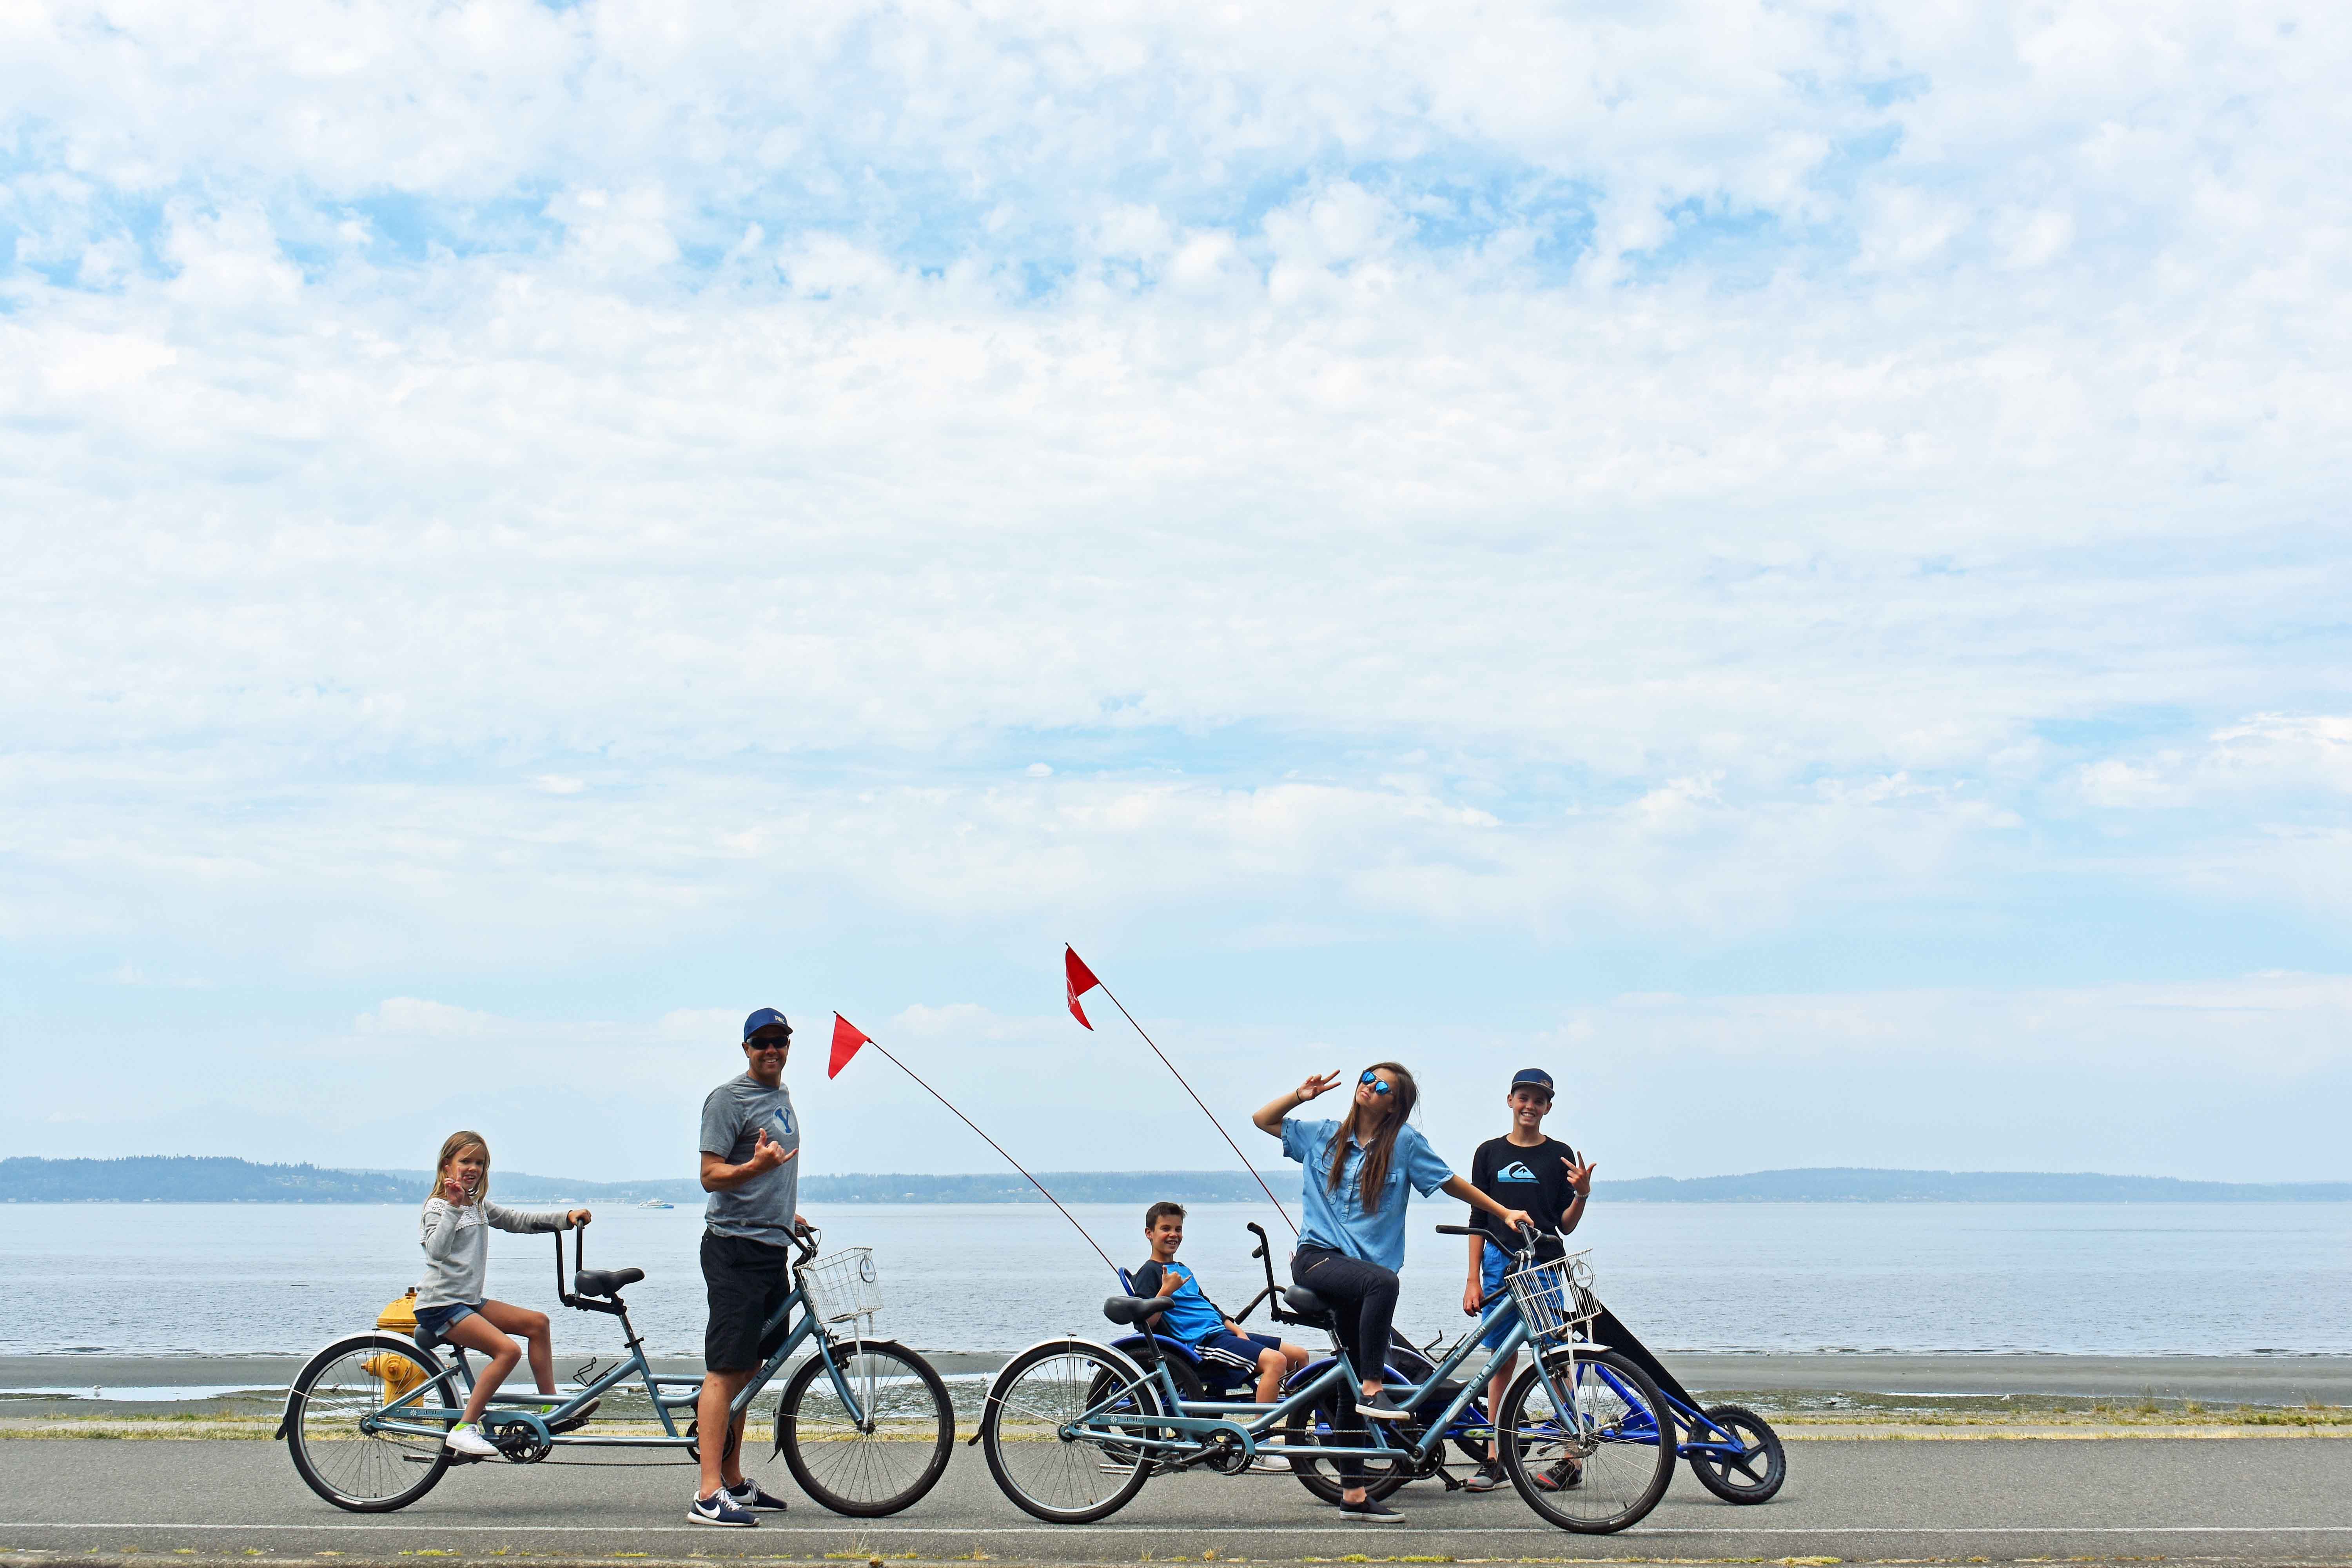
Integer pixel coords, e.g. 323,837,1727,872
1100,1295,1175,1325
574,1267,645,1298
1282,1286,1335,1320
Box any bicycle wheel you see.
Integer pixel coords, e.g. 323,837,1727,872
1278,1381,1414,1503
777,1338,955,1517
1498,1347,1674,1534
286,1334,459,1512
980,1341,1160,1524
1687,1403,1786,1504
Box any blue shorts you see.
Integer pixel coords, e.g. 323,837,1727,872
414,1301,479,1343
1194,1328,1281,1377
1477,1249,1519,1350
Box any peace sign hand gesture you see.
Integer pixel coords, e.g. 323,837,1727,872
1296,1071,1343,1103
1563,1155,1597,1197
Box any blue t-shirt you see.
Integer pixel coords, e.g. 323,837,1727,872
1128,1259,1226,1343
1281,1117,1454,1272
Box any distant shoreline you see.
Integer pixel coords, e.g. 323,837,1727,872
4,1156,2347,1205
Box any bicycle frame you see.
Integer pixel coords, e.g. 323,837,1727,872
1228,1221,1746,1470
356,1228,877,1454
1070,1261,1645,1471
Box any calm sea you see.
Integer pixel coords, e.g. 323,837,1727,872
4,1201,2347,1358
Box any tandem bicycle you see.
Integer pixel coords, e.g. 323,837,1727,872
975,1221,1678,1534
279,1223,955,1516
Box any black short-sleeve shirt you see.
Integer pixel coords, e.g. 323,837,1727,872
1469,1135,1581,1254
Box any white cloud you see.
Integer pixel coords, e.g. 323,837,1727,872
3,0,2348,1173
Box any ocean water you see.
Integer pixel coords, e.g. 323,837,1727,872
3,1200,2348,1359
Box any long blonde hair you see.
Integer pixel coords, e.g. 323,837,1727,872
430,1130,491,1203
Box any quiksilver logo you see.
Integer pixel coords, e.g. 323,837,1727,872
1499,1161,1537,1181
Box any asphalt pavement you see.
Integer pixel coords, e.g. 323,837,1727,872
2,1435,2349,1563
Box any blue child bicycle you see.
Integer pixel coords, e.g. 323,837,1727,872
280,1223,955,1517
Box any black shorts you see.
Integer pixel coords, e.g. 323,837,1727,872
701,1230,793,1372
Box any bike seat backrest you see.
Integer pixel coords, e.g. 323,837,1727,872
575,1266,645,1298
1101,1294,1174,1326
1283,1285,1335,1321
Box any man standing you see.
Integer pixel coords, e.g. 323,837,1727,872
688,1008,805,1527
1461,1068,1595,1494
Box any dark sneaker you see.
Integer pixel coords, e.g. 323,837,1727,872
1355,1388,1411,1421
1463,1460,1507,1492
1533,1457,1583,1491
1338,1497,1406,1522
725,1479,791,1512
687,1490,757,1527
547,1398,601,1435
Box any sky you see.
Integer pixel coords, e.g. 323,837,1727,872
3,0,2348,1186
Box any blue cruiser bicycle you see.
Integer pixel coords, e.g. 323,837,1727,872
976,1222,1678,1533
280,1223,955,1517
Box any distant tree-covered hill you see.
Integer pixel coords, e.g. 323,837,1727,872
5,1156,2346,1204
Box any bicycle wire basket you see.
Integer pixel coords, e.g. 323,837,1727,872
1504,1248,1600,1348
799,1246,884,1326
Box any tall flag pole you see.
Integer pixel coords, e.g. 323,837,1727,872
1064,946,1298,1234
828,1013,1122,1276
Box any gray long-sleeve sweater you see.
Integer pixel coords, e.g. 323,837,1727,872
416,1197,573,1308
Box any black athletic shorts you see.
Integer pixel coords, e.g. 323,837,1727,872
701,1229,793,1373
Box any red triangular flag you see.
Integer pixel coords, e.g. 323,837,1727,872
1065,946,1102,1030
828,1014,871,1079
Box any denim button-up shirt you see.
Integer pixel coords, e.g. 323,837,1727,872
1282,1117,1454,1273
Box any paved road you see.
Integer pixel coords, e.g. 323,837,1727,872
2,1437,2349,1562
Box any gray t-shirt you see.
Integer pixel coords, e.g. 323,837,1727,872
699,1072,800,1244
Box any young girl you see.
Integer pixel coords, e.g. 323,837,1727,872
416,1131,592,1457
1252,1063,1531,1523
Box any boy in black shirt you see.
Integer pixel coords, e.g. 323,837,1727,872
1461,1067,1595,1492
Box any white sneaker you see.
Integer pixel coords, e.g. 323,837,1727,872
445,1423,499,1457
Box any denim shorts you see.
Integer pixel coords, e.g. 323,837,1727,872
1477,1249,1519,1350
414,1301,479,1342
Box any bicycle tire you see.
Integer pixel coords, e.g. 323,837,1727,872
1687,1403,1786,1504
777,1338,955,1517
285,1334,458,1512
1278,1368,1413,1504
1498,1347,1674,1534
980,1340,1160,1524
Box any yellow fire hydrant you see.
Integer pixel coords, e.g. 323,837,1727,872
365,1289,428,1404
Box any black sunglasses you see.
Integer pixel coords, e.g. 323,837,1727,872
1359,1069,1394,1096
747,1033,793,1051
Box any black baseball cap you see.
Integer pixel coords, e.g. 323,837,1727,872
1510,1068,1554,1096
742,1008,792,1042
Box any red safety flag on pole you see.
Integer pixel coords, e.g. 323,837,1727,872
828,1014,870,1080
1065,946,1102,1029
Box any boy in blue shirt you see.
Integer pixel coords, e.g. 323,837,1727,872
1130,1202,1308,1404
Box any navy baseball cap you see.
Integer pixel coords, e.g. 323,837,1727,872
1510,1068,1555,1096
742,1008,792,1042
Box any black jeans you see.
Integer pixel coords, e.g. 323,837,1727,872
1292,1246,1401,1484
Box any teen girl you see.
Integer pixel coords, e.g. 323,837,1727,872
1253,1064,1532,1523
417,1130,592,1457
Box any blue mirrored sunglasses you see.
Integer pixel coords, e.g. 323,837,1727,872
1359,1069,1393,1096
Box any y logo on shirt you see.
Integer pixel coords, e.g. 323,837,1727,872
773,1106,796,1138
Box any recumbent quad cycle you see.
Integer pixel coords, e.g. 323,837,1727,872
279,1222,955,1516
1099,1221,1784,1510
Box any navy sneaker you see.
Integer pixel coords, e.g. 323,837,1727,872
687,1489,757,1527
1338,1496,1405,1522
1533,1457,1583,1491
725,1478,791,1512
1355,1388,1411,1422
